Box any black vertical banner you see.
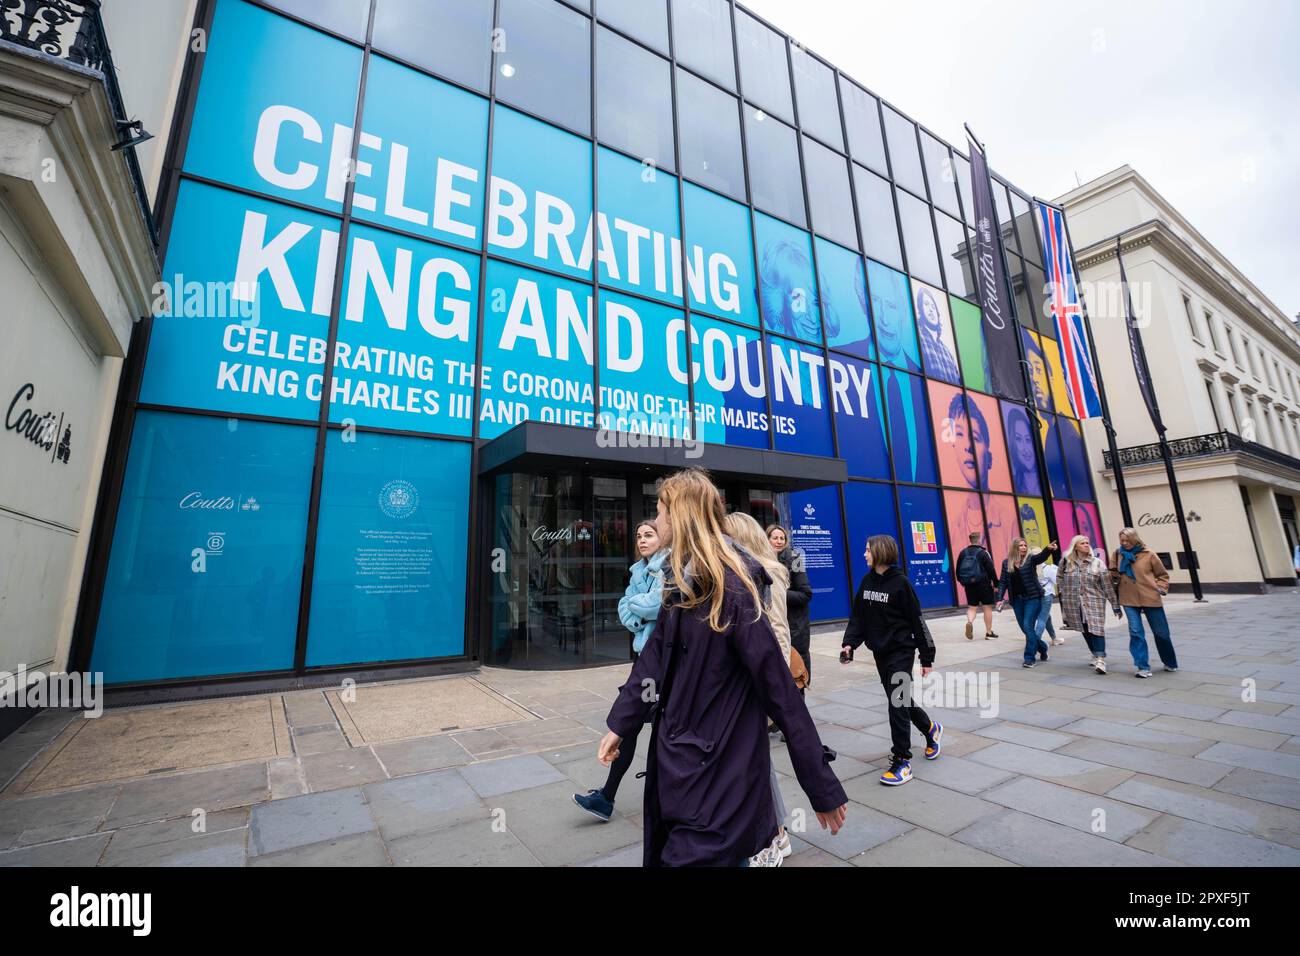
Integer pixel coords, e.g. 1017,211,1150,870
1116,238,1165,435
968,137,1026,402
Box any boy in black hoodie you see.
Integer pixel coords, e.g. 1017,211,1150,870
841,534,940,786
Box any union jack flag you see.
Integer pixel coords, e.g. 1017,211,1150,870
1036,203,1102,418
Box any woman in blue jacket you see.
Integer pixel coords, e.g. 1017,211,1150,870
572,520,667,822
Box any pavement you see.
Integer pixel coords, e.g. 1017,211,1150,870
2,590,1299,866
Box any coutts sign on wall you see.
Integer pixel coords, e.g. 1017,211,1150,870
1137,511,1202,526
5,383,71,465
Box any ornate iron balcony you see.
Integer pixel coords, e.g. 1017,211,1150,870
1103,430,1300,473
2,0,157,246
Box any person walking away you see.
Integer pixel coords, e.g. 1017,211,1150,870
1035,549,1061,645
600,469,847,867
725,511,797,865
573,520,667,822
995,537,1059,668
840,534,940,786
1110,528,1178,678
955,533,999,641
1057,535,1122,674
768,524,814,687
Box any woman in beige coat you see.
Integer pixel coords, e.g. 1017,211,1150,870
1109,527,1178,678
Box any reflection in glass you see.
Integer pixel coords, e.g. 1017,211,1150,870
599,0,669,52
921,132,960,218
791,47,843,149
853,165,901,269
841,80,887,173
735,9,793,118
597,27,675,171
373,0,493,91
803,136,856,248
671,0,735,88
676,69,744,200
882,106,925,196
745,107,806,226
496,0,591,134
896,188,942,287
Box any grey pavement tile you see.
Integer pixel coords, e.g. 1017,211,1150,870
362,769,487,841
932,728,998,758
783,835,854,867
450,728,520,757
981,776,1159,843
953,809,1166,867
1107,774,1300,848
267,757,308,799
1057,738,1231,787
248,787,375,857
966,741,1136,794
996,678,1095,701
899,754,1016,795
1215,710,1300,737
1195,742,1300,780
0,833,111,867
292,729,352,755
820,687,887,710
577,842,643,867
1156,690,1291,716
778,775,912,857
1055,717,1214,756
372,734,473,777
814,725,894,762
1048,675,1169,698
458,753,567,798
770,745,873,782
488,782,642,866
561,757,646,819
1126,814,1300,867
0,782,121,849
1213,767,1300,812
540,743,600,766
282,691,336,728
978,703,1077,729
107,761,269,828
971,722,1076,751
102,808,247,857
1077,692,1226,721
839,776,1002,836
495,716,592,743
1023,697,1156,726
102,828,247,867
1142,715,1292,751
300,747,389,792
806,702,880,730
918,707,999,732
851,827,1016,866
250,831,391,867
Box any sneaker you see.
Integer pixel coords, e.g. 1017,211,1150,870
571,789,614,822
924,721,943,760
1093,657,1107,675
1039,651,1049,662
1022,661,1036,669
1135,669,1153,679
1163,666,1178,673
965,621,974,640
879,758,912,786
1051,637,1065,646
774,830,792,859
748,844,783,867
985,632,998,640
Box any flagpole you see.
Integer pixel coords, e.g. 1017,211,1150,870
966,125,1059,547
1034,197,1135,528
1116,237,1205,601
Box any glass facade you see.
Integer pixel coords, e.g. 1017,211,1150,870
85,0,1103,683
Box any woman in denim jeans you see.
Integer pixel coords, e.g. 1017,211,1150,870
995,537,1059,668
1110,528,1178,678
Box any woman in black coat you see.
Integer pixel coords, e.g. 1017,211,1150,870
768,524,814,684
601,470,847,867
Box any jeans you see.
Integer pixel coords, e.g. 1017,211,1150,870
874,647,933,761
1081,628,1106,658
1124,605,1177,670
1012,595,1048,664
1037,595,1057,640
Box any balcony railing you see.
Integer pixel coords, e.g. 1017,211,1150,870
1,0,157,246
1103,430,1300,473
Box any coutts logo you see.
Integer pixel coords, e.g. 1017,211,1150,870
5,383,71,464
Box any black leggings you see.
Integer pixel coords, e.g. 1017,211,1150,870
601,724,639,801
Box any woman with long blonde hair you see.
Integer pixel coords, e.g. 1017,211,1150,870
600,468,847,866
1058,535,1122,674
995,535,1059,668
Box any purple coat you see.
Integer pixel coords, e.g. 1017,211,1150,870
605,558,847,867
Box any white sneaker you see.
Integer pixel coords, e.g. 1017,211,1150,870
1135,669,1152,679
1093,657,1107,674
749,844,783,867
1052,638,1065,646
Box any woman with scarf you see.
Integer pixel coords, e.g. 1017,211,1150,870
1110,527,1178,678
599,469,847,867
1058,535,1123,675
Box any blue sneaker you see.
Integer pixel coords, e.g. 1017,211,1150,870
572,789,614,822
924,721,943,760
880,758,912,786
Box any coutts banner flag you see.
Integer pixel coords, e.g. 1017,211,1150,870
1116,238,1166,435
967,134,1026,402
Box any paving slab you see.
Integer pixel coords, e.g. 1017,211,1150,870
1023,696,1157,726
839,776,1003,836
458,753,568,798
1141,714,1292,750
0,782,121,849
1076,691,1225,721
953,810,1165,867
300,747,389,792
249,831,391,867
777,775,912,858
1215,710,1300,737
897,753,1016,795
487,781,642,866
850,826,1016,866
102,827,248,867
1057,738,1231,788
966,741,1135,794
1107,774,1300,848
971,722,1076,751
389,820,541,866
362,770,487,841
0,832,112,867
247,787,375,857
101,808,247,858
1212,767,1300,812
981,776,1159,842
1194,742,1300,780
1125,814,1300,867
106,762,268,828
1054,717,1213,756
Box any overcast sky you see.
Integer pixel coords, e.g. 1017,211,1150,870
742,0,1299,317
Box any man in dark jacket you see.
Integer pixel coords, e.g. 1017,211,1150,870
955,533,999,641
841,534,939,787
603,552,847,866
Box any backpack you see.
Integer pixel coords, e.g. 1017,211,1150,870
957,547,985,586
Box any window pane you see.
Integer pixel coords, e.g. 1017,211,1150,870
597,147,681,304
264,0,369,41
683,181,758,325
599,0,669,52
746,107,805,226
770,335,834,456
896,188,942,287
755,211,820,342
306,435,471,666
921,132,959,218
671,0,735,89
853,164,901,269
597,27,675,170
689,313,769,447
373,0,493,91
882,106,924,195
560,0,590,11
868,259,921,375
953,152,973,224
1010,190,1038,262
803,136,856,248
735,9,793,119
833,359,890,479
841,79,886,173
676,68,744,201
818,237,872,359
934,210,976,299
791,47,842,150
496,0,591,134
91,412,315,683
